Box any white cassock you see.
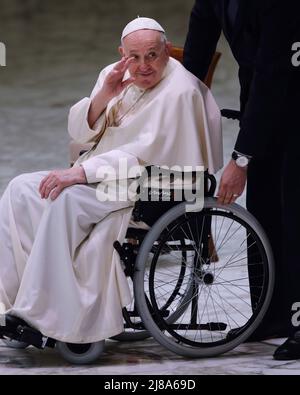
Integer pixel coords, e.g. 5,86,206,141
0,57,223,343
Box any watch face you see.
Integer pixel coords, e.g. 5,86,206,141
236,156,249,167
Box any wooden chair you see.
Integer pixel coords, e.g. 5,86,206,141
69,48,222,166
170,46,221,89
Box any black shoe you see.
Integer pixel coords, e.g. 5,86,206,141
0,314,28,339
0,314,53,349
273,332,300,360
226,327,265,342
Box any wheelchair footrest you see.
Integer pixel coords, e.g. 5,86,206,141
16,325,51,349
168,322,227,331
122,308,145,330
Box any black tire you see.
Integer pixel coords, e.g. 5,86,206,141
134,198,274,357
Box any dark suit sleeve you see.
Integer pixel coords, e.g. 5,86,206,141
235,1,296,157
183,0,222,81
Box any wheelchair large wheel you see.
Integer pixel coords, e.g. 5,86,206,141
134,198,274,358
56,340,105,364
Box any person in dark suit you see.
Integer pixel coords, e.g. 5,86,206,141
184,0,300,360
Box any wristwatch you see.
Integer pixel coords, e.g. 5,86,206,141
231,151,251,168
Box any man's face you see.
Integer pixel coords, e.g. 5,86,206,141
120,30,170,90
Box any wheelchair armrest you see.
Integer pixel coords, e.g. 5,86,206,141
221,109,241,121
69,140,93,167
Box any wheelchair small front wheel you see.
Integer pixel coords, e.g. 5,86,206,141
56,340,105,364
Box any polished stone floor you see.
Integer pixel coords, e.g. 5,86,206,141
1,337,300,375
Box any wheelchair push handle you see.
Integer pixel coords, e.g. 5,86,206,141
205,172,217,197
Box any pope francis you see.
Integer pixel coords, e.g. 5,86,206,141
0,18,223,344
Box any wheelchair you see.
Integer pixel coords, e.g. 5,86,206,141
0,163,274,365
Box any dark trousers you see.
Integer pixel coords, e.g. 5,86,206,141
247,136,300,336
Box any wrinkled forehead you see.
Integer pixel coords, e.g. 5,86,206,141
122,30,165,52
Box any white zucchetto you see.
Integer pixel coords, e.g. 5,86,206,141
121,17,165,40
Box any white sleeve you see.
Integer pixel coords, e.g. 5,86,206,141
81,150,141,184
68,67,109,144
